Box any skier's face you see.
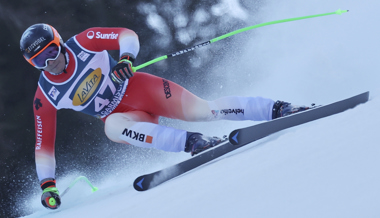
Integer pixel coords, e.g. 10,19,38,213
43,53,66,75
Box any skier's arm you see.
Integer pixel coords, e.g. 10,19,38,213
34,87,62,209
74,27,140,58
75,27,140,83
33,86,58,182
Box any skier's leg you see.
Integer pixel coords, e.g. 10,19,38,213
104,73,307,154
112,72,276,122
103,73,225,153
104,111,222,154
112,72,212,122
104,111,187,152
207,96,274,121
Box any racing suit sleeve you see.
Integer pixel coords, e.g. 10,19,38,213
75,27,140,58
33,86,58,181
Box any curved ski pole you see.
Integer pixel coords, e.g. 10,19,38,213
132,9,348,72
61,176,98,197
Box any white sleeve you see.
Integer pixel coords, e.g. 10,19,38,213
119,32,140,58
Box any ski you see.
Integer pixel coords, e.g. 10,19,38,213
229,91,369,146
133,91,369,191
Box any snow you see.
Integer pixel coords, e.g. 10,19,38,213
21,0,380,217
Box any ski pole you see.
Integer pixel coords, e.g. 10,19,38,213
132,9,348,72
61,176,98,197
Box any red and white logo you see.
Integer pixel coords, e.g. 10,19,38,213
87,31,95,39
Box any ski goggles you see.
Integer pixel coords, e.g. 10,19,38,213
26,30,61,69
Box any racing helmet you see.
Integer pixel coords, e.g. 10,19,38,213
20,23,65,69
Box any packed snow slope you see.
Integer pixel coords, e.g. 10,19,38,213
22,0,379,217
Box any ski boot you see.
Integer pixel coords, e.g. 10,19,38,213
185,132,223,156
272,101,311,119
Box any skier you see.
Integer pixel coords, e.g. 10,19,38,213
20,23,309,209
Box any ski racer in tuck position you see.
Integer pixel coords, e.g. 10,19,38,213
20,23,309,209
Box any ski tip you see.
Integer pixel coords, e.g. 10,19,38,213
229,130,240,145
133,176,148,191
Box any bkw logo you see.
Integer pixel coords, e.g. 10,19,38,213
122,128,153,143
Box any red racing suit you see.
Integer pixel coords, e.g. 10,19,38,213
33,27,276,182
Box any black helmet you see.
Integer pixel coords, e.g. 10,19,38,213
20,23,65,69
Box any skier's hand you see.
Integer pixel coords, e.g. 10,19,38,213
40,178,61,210
111,53,135,84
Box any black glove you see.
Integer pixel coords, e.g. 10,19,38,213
111,53,135,84
40,178,61,210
